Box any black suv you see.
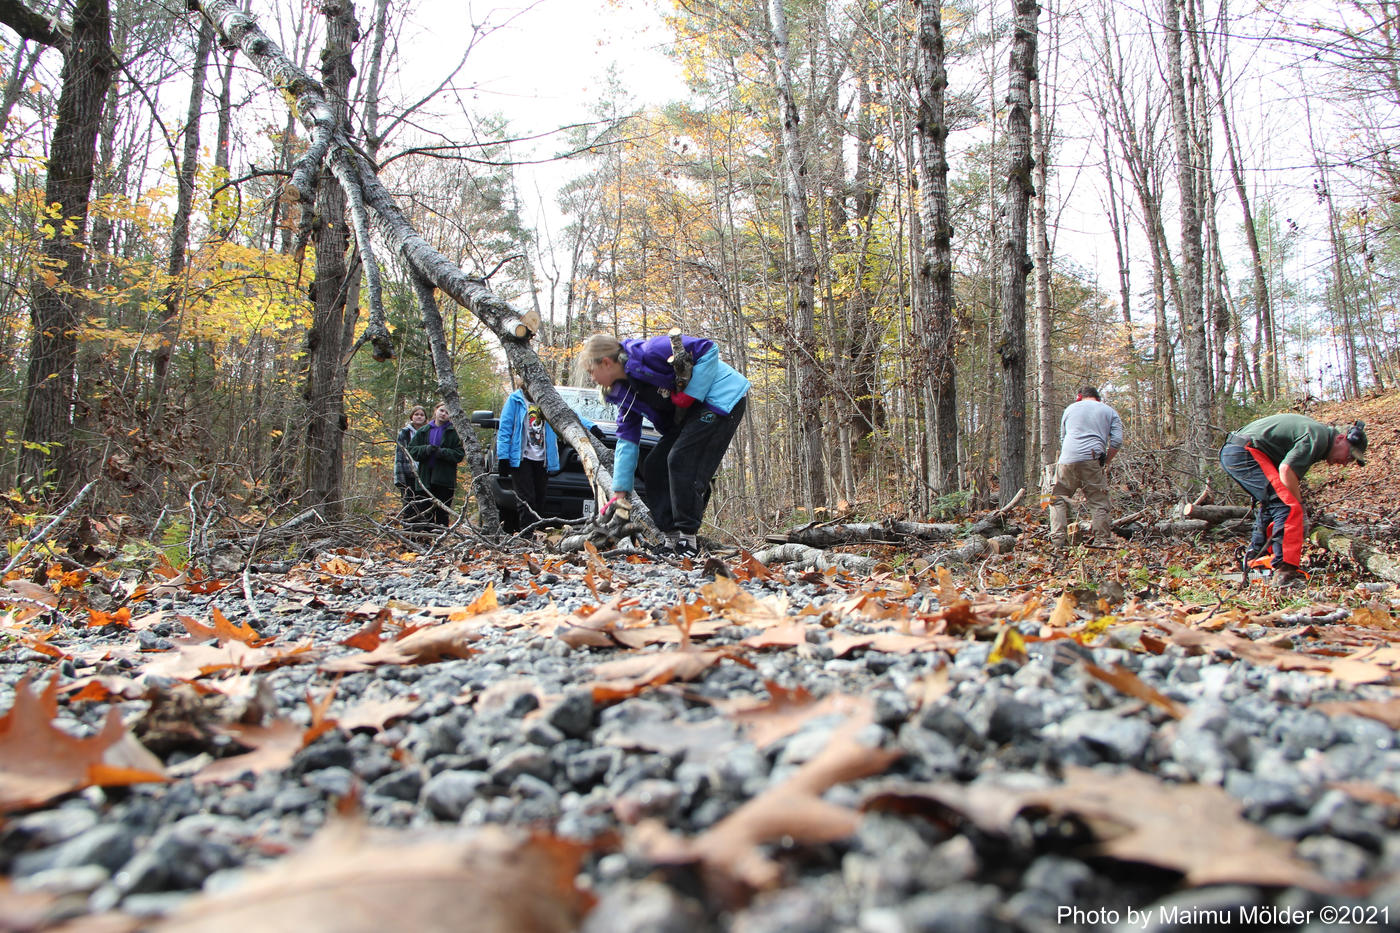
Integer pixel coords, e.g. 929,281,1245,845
471,386,659,530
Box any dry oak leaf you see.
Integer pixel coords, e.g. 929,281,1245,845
139,641,318,680
632,713,901,900
554,597,647,649
1314,697,1400,729
586,648,743,703
335,696,422,733
716,682,872,749
699,575,788,628
1047,592,1077,628
320,611,502,673
1081,662,1188,720
865,767,1330,891
151,821,592,933
180,607,270,646
1151,617,1391,684
193,719,308,784
1020,767,1332,890
0,675,166,813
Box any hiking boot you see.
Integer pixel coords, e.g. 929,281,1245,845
1272,565,1308,588
1048,535,1068,548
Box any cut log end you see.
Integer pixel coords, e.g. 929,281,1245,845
507,310,541,340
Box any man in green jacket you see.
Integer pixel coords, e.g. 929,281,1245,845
409,402,466,528
1219,413,1368,586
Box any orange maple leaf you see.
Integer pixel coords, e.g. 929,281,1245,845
87,606,132,629
0,676,166,813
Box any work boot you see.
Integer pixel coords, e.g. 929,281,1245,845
1271,564,1308,588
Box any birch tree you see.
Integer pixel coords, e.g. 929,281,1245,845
765,0,827,509
913,0,958,495
999,0,1037,505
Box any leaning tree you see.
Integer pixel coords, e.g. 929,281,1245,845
189,0,634,537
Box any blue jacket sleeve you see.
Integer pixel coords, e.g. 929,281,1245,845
613,439,640,493
685,347,720,402
496,391,523,464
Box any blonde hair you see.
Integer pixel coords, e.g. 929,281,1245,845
574,333,623,385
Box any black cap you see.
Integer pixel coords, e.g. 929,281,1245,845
1346,420,1368,465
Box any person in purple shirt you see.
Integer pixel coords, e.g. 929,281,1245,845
576,332,750,556
408,402,466,528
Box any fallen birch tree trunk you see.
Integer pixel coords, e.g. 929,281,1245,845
1151,519,1210,536
769,513,1020,548
1181,503,1251,523
751,544,878,575
769,520,962,547
1310,527,1400,585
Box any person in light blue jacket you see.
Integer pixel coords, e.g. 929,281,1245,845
496,377,559,530
576,332,749,556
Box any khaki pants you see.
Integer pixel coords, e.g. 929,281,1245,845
1048,459,1111,542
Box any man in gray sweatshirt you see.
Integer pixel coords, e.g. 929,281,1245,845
1049,386,1124,547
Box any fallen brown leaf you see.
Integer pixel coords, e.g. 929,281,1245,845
1082,663,1188,719
700,575,788,628
1315,697,1400,729
321,613,500,672
586,649,743,702
140,641,319,680
151,821,592,933
193,719,307,784
0,675,167,813
716,683,870,748
1047,593,1077,628
865,767,1330,890
335,696,422,733
632,713,900,902
1022,767,1332,890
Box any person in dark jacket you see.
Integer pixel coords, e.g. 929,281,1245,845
497,378,560,531
394,405,428,524
409,402,466,528
576,332,749,556
1220,413,1367,587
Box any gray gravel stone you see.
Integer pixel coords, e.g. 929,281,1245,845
13,823,139,878
581,880,707,933
420,770,490,821
545,690,596,738
110,815,246,896
368,768,425,802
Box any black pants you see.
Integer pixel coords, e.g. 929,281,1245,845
425,481,455,527
641,396,746,534
509,458,548,529
1220,442,1302,566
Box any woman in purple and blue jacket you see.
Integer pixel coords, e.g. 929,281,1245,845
576,332,749,556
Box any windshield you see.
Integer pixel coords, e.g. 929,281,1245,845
556,385,655,432
557,386,618,426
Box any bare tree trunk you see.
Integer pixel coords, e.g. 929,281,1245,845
1102,130,1142,427
999,0,1037,506
766,0,827,509
1163,0,1211,472
9,0,114,495
302,0,357,518
1031,47,1054,470
913,0,958,495
1209,55,1275,400
151,19,214,419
